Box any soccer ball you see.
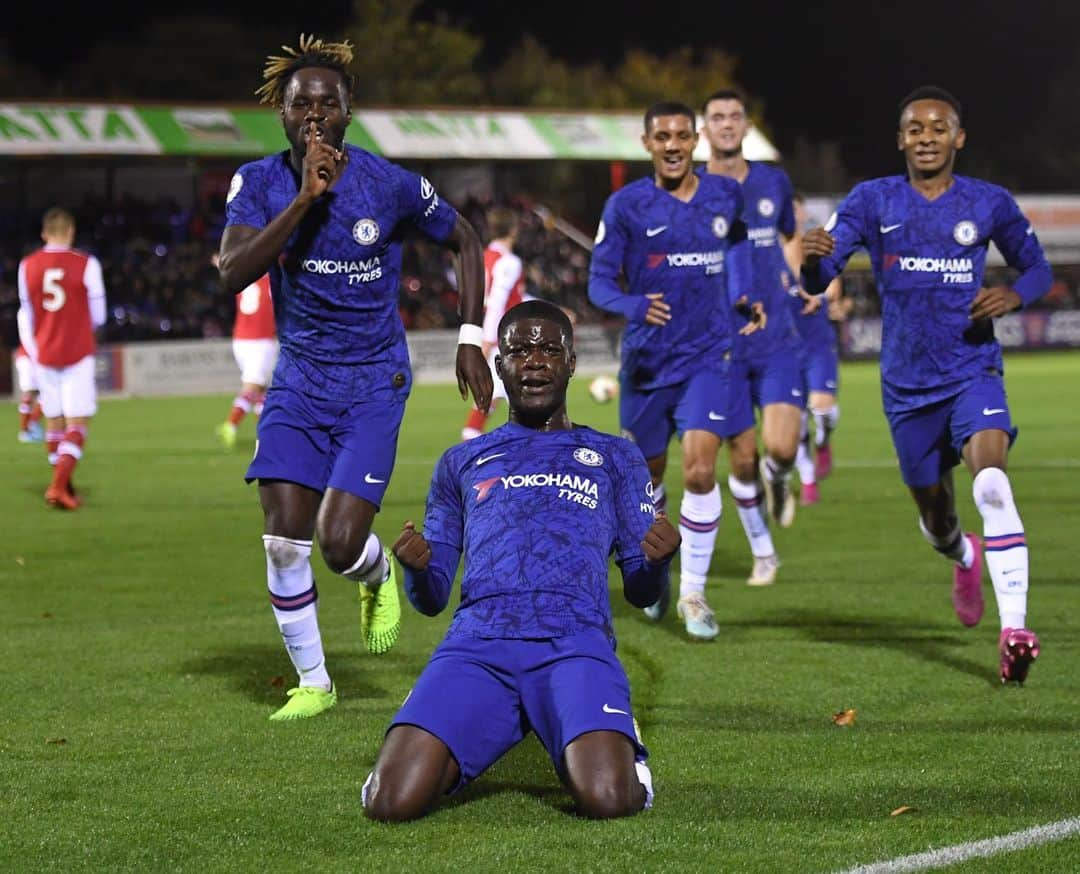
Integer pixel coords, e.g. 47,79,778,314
588,375,618,404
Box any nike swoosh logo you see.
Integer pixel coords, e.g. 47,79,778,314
645,226,667,237
364,473,386,484
476,452,506,466
708,411,726,421
880,223,902,233
982,407,1006,416
602,703,629,715
792,389,803,397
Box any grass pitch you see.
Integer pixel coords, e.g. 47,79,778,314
3,352,1079,872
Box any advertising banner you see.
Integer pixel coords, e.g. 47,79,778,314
0,103,779,161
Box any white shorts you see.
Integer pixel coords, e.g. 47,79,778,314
233,338,278,387
37,354,97,419
15,354,38,393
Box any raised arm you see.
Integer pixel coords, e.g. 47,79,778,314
218,122,339,294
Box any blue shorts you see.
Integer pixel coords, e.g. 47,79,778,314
800,344,839,396
390,629,647,793
887,374,1018,488
735,348,805,410
620,360,754,459
246,384,404,506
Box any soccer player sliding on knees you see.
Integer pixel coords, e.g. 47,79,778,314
363,300,678,821
801,86,1052,684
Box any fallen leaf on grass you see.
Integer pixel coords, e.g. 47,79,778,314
831,708,857,726
891,805,918,817
269,675,285,687
15,556,25,566
46,737,67,745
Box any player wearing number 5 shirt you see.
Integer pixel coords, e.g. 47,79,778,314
17,207,106,511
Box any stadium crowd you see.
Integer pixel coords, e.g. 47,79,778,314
0,193,596,349
3,193,1080,353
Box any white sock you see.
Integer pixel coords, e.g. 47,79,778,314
813,404,839,448
795,412,816,485
678,485,721,598
634,760,654,810
973,467,1028,629
918,517,973,569
342,533,388,588
264,535,330,689
727,474,775,558
652,482,667,515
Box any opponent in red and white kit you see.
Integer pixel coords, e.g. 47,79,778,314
461,206,530,440
216,271,277,450
14,344,43,443
17,207,107,509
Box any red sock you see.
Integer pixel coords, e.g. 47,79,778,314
464,408,487,434
50,426,87,492
228,390,256,426
46,430,64,464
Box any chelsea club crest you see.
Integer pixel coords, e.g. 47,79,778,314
353,219,379,246
953,220,977,246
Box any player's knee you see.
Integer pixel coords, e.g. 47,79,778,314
572,777,641,819
362,770,429,823
318,532,373,575
682,462,716,494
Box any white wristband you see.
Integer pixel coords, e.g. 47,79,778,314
458,323,483,347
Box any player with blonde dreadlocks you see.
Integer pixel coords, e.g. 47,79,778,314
218,34,492,722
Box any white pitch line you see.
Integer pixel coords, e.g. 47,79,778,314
838,816,1080,873
827,459,1080,470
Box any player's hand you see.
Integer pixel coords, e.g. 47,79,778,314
969,286,1022,319
802,228,835,266
644,293,672,326
298,121,342,201
799,287,823,315
457,342,493,413
642,512,680,564
734,296,768,335
392,521,432,571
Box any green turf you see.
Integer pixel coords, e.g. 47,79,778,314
3,352,1079,873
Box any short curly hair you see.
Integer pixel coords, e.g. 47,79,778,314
255,34,355,108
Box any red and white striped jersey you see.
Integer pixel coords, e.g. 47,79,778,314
481,241,526,345
18,246,105,368
233,274,276,340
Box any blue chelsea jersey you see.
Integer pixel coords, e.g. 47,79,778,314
804,175,1051,412
225,146,459,400
719,161,802,359
423,423,657,641
588,174,751,390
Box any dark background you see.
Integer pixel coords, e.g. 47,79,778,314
5,0,1080,188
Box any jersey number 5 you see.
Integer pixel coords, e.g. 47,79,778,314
43,268,67,312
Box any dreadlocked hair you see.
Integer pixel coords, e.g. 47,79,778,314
255,34,355,108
